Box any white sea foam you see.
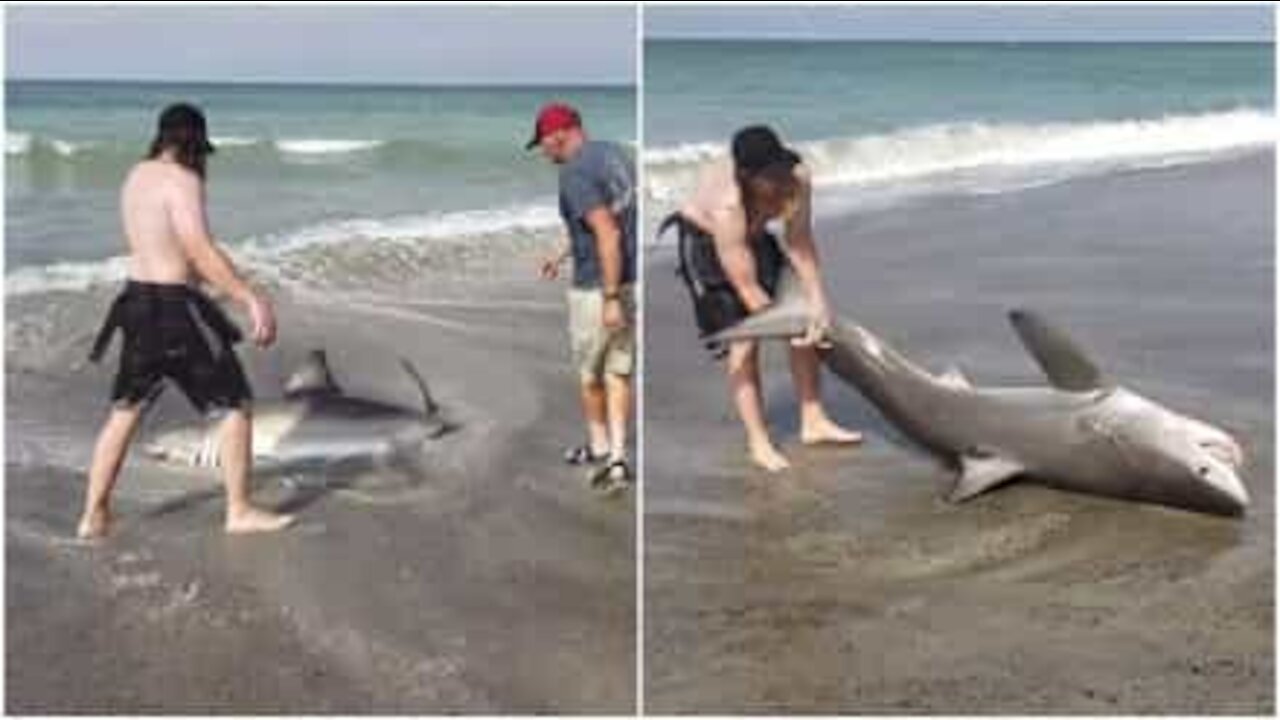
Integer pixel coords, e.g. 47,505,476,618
7,132,32,156
8,133,341,158
48,139,85,157
643,141,721,166
6,202,561,297
5,133,91,158
256,203,560,254
211,135,260,148
6,256,131,296
646,108,1276,203
274,138,384,155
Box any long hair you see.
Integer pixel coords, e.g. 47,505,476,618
731,125,801,227
735,160,800,227
147,103,214,178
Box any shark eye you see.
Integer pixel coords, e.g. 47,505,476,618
1198,466,1210,477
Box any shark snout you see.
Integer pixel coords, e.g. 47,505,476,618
1199,434,1244,471
1190,429,1248,514
1191,454,1250,515
1147,410,1250,515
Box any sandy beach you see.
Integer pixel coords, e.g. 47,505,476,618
643,152,1273,713
6,234,636,713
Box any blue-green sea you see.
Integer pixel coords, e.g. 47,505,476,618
644,41,1273,215
6,81,634,291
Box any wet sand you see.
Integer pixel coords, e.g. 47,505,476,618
644,153,1274,713
6,240,635,713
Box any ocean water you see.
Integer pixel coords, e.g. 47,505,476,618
644,41,1274,222
6,81,635,292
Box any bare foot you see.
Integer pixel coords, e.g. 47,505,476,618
76,507,112,540
749,441,791,472
225,506,295,535
801,419,864,446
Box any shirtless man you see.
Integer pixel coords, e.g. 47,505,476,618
666,125,861,471
77,103,293,538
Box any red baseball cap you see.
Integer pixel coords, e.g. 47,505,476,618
525,102,581,150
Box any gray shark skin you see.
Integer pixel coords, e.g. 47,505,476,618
712,271,1248,516
143,350,450,472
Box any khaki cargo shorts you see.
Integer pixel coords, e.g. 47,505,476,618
567,285,635,380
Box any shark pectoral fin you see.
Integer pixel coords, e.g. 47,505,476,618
1008,309,1108,392
939,365,972,389
708,267,812,344
949,453,1024,502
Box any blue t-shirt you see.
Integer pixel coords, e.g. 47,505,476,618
558,140,637,288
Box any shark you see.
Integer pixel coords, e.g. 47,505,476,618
712,271,1249,516
143,350,450,473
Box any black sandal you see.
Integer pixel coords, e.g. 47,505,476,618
564,445,608,466
590,458,632,491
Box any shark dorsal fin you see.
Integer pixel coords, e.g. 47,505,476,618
1008,309,1107,392
950,451,1024,502
708,267,810,344
398,358,439,417
283,349,341,398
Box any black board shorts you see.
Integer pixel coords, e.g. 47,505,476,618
662,212,785,355
89,281,252,415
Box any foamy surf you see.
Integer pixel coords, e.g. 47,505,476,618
49,139,84,157
274,138,385,155
7,133,382,159
7,131,33,155
6,256,131,296
5,202,562,297
646,108,1276,202
6,132,90,158
251,203,560,255
211,136,261,148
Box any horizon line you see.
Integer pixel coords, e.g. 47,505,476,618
5,76,636,90
644,36,1272,44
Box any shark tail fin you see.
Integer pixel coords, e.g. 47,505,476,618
1008,309,1108,392
398,358,440,417
707,267,812,344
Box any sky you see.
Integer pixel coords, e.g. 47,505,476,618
7,5,637,85
645,5,1275,42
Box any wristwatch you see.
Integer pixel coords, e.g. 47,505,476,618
603,288,621,301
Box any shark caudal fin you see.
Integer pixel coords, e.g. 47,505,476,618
1008,309,1109,392
398,358,440,417
707,267,812,344
283,349,342,398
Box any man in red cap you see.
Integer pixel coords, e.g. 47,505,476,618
529,102,637,491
